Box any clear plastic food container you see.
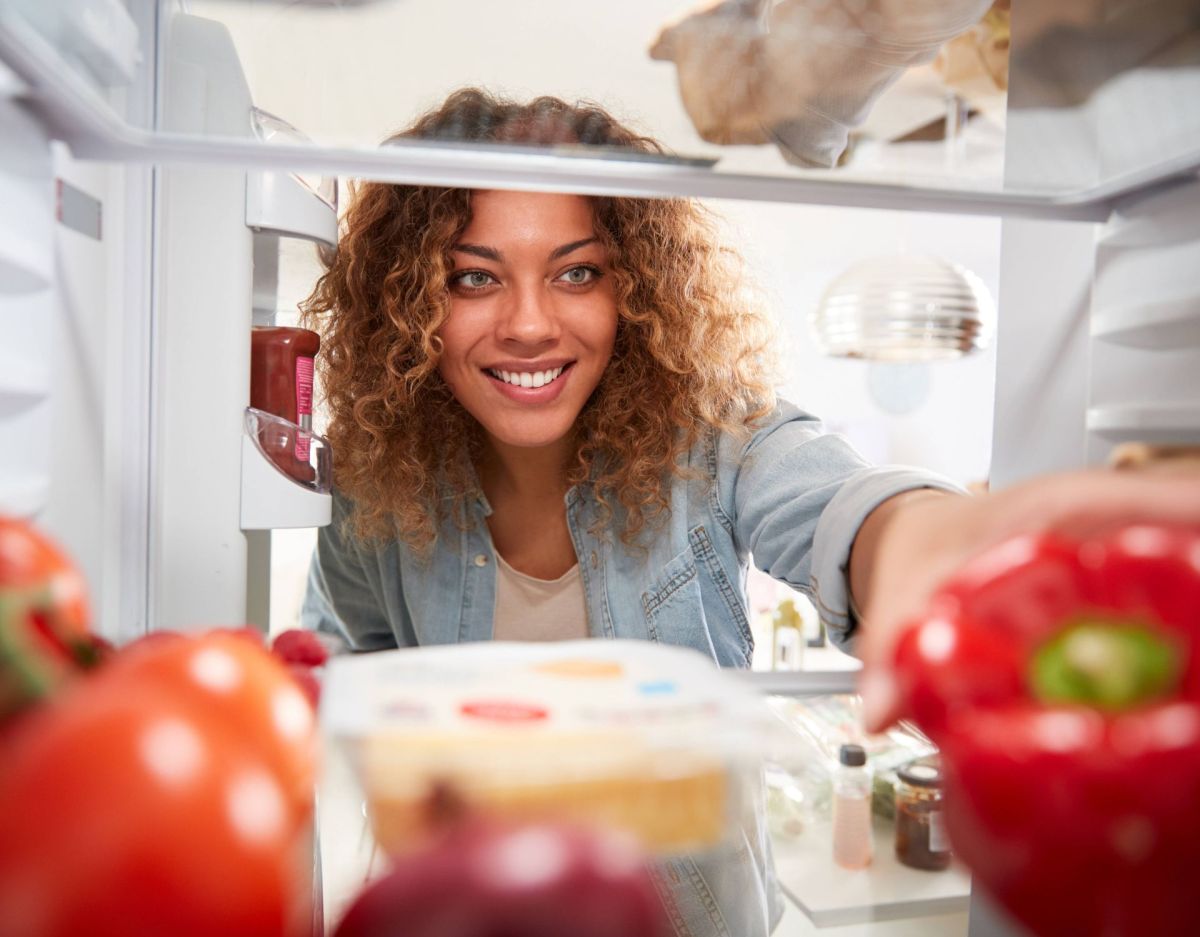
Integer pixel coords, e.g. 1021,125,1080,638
321,640,770,857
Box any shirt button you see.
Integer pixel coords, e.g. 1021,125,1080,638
590,551,598,568
474,553,489,567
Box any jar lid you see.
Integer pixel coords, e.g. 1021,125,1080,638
897,757,943,788
839,743,867,767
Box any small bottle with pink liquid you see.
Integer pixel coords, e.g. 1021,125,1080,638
832,743,874,870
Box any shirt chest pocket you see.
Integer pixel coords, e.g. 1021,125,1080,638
640,525,752,662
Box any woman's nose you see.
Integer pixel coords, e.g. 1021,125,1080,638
499,282,559,345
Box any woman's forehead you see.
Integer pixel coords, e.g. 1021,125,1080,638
463,190,597,242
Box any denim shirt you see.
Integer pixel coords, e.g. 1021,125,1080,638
302,400,959,935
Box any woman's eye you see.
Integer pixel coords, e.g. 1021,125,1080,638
452,270,496,290
557,265,600,286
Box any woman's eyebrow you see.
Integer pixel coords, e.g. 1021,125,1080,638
452,238,597,263
549,237,598,261
453,243,502,261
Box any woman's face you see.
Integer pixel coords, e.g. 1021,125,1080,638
437,190,618,454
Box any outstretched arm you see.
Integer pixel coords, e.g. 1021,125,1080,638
849,469,1200,731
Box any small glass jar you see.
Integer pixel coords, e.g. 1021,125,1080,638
894,757,951,871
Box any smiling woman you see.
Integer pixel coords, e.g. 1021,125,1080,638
301,88,776,560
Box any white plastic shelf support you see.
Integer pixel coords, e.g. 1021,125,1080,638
245,170,337,247
1087,403,1200,444
0,93,53,520
0,100,53,294
1093,176,1200,351
240,409,332,530
240,432,332,530
1091,296,1200,350
8,0,139,88
0,475,50,518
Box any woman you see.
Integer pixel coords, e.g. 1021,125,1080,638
301,88,1198,934
301,87,953,663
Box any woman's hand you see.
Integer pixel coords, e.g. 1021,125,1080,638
856,469,1200,732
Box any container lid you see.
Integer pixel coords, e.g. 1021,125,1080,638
322,639,771,770
897,757,943,788
838,743,867,767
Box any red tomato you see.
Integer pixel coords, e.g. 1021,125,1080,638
0,516,92,719
0,635,317,937
105,632,318,814
0,517,89,630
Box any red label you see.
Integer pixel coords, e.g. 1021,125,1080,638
295,356,314,462
295,356,314,417
459,700,549,723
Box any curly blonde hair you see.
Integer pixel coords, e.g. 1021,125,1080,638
302,88,777,551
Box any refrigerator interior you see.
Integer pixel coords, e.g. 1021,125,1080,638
1,4,1199,931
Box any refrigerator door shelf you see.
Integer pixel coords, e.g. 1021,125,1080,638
0,474,50,518
1102,176,1200,249
8,0,139,89
245,168,338,248
1087,403,1200,444
0,98,53,295
1091,296,1200,350
0,219,51,295
0,373,48,415
241,407,332,530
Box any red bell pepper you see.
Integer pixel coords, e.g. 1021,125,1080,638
894,524,1200,937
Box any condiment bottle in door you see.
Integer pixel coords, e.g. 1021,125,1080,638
249,326,320,484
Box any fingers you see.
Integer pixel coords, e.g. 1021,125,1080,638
1021,471,1200,540
854,470,1200,734
859,668,900,734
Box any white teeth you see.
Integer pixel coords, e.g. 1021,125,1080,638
488,367,565,388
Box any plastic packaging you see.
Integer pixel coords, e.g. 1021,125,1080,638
831,743,873,869
764,694,935,819
322,640,770,858
764,764,807,840
894,756,951,871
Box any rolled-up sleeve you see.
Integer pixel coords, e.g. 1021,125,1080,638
724,402,963,653
300,491,399,651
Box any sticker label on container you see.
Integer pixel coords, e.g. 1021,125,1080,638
534,659,623,678
459,700,549,723
295,356,314,461
295,356,314,416
928,809,950,853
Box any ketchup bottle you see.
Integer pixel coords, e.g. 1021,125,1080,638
250,326,320,484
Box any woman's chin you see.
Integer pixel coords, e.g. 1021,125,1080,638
483,421,576,452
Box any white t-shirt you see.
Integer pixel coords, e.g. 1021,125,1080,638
491,552,589,641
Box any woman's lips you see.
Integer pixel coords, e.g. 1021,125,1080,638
484,363,573,404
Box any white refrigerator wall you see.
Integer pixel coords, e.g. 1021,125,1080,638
44,151,127,640
149,10,258,633
0,83,152,642
0,95,53,522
